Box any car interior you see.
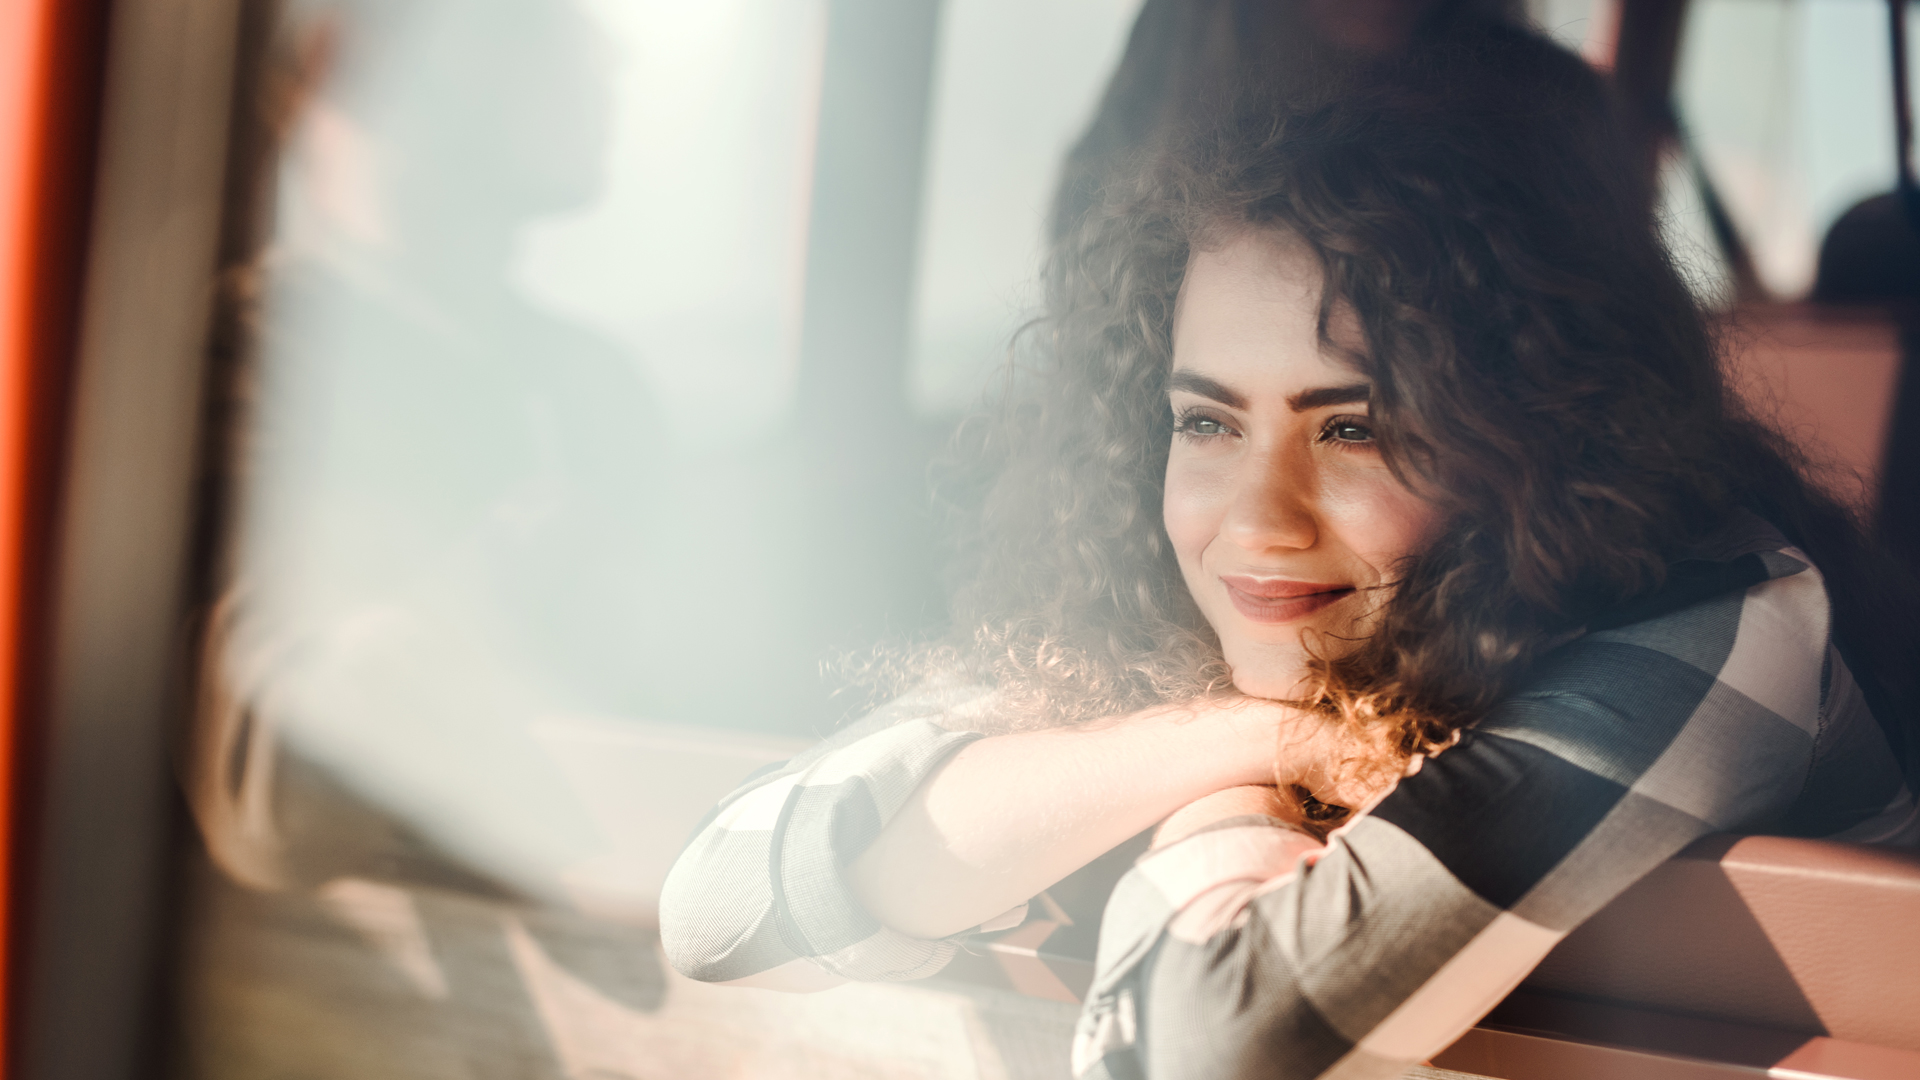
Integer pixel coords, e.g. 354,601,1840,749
0,1,1915,1078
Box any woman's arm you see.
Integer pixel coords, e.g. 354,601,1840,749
1076,558,1832,1080
845,698,1308,939
660,687,1311,989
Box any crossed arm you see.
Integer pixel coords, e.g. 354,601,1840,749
843,698,1333,940
658,692,1343,991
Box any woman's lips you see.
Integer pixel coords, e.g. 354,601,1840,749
1219,576,1355,623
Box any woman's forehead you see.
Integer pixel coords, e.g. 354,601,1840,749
1172,231,1368,392
1182,226,1319,295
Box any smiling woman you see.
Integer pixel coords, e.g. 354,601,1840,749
658,27,1920,1080
1163,230,1441,702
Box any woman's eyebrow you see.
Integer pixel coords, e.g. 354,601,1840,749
1166,370,1247,408
1287,384,1371,412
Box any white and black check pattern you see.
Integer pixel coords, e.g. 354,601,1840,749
660,514,1914,1079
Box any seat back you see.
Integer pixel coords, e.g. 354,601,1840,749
1523,834,1920,1051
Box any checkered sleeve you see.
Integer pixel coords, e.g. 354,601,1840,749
659,682,999,985
1074,545,1834,1080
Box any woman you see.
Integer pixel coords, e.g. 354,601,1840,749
660,37,1920,1080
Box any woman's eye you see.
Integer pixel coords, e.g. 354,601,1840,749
1318,416,1375,446
1173,409,1235,440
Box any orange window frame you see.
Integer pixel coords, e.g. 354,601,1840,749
0,0,111,1071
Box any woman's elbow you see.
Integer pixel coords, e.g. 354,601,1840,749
657,876,846,992
655,856,769,983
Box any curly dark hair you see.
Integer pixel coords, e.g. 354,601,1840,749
935,33,1920,774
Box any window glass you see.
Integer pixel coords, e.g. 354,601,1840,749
908,0,1141,415
514,0,824,439
1675,0,1920,298
181,3,1126,1072
195,0,1149,955
177,3,1917,1077
224,0,826,895
1527,0,1615,57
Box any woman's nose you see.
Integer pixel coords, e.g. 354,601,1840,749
1220,449,1317,552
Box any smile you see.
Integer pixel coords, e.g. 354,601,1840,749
1219,576,1355,623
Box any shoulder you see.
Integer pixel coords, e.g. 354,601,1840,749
1370,520,1832,875
1463,514,1828,814
1532,511,1827,710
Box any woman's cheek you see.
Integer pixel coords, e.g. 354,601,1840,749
1162,455,1229,564
1319,468,1440,569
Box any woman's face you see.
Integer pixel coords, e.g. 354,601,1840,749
1164,229,1440,699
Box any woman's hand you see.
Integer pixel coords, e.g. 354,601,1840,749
1165,695,1422,844
1150,709,1423,851
1263,703,1418,821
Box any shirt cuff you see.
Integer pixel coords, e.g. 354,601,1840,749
769,718,985,980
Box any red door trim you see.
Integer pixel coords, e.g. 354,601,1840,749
0,0,113,1071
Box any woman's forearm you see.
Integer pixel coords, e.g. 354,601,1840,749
845,700,1290,939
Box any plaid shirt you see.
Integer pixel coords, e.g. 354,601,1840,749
659,514,1913,1079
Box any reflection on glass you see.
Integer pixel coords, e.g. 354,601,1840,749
515,0,825,439
182,0,1126,1072
1675,0,1920,298
908,0,1140,415
215,0,825,899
